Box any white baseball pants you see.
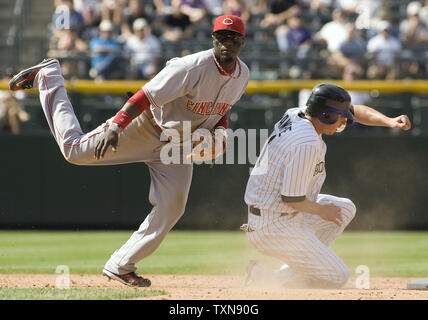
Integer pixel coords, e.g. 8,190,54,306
246,194,356,288
34,61,193,275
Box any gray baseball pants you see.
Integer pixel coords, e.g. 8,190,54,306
34,61,193,275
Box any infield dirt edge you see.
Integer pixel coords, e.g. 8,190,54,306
1,274,428,300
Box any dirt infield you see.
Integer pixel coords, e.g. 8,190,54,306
1,274,428,300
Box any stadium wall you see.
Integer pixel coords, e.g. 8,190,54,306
1,134,427,230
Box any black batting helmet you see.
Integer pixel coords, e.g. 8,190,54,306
306,83,354,125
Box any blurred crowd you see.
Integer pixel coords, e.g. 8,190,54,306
45,0,428,81
0,69,29,134
48,0,252,80
3,0,427,135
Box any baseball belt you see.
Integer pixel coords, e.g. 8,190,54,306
248,205,296,217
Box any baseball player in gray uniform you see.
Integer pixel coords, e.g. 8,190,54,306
242,83,411,289
9,15,249,287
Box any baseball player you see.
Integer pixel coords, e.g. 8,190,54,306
9,15,249,287
242,83,411,289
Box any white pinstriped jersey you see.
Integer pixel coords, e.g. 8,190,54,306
245,107,327,213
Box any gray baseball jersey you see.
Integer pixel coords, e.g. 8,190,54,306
144,49,249,138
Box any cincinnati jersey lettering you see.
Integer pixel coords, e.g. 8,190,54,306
186,100,232,116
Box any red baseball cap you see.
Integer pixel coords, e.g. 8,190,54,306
213,15,245,36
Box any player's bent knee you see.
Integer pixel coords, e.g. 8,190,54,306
159,193,188,216
335,266,350,287
62,152,87,166
61,148,96,166
333,264,350,288
343,199,357,221
61,150,81,165
157,195,188,231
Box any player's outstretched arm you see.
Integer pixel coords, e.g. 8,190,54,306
352,104,412,130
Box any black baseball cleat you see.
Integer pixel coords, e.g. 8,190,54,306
102,268,151,287
8,58,59,91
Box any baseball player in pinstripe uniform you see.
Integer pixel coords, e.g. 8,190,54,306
242,83,411,289
9,15,249,287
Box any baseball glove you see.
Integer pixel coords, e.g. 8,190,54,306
186,129,227,165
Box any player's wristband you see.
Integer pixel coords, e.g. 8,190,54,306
127,89,151,113
112,110,133,131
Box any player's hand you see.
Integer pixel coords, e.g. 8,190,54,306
94,127,119,160
389,115,411,131
318,204,343,227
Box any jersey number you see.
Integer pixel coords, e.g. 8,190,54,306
268,113,293,144
276,113,292,136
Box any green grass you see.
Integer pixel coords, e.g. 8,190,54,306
0,230,428,277
0,288,165,300
330,231,428,277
